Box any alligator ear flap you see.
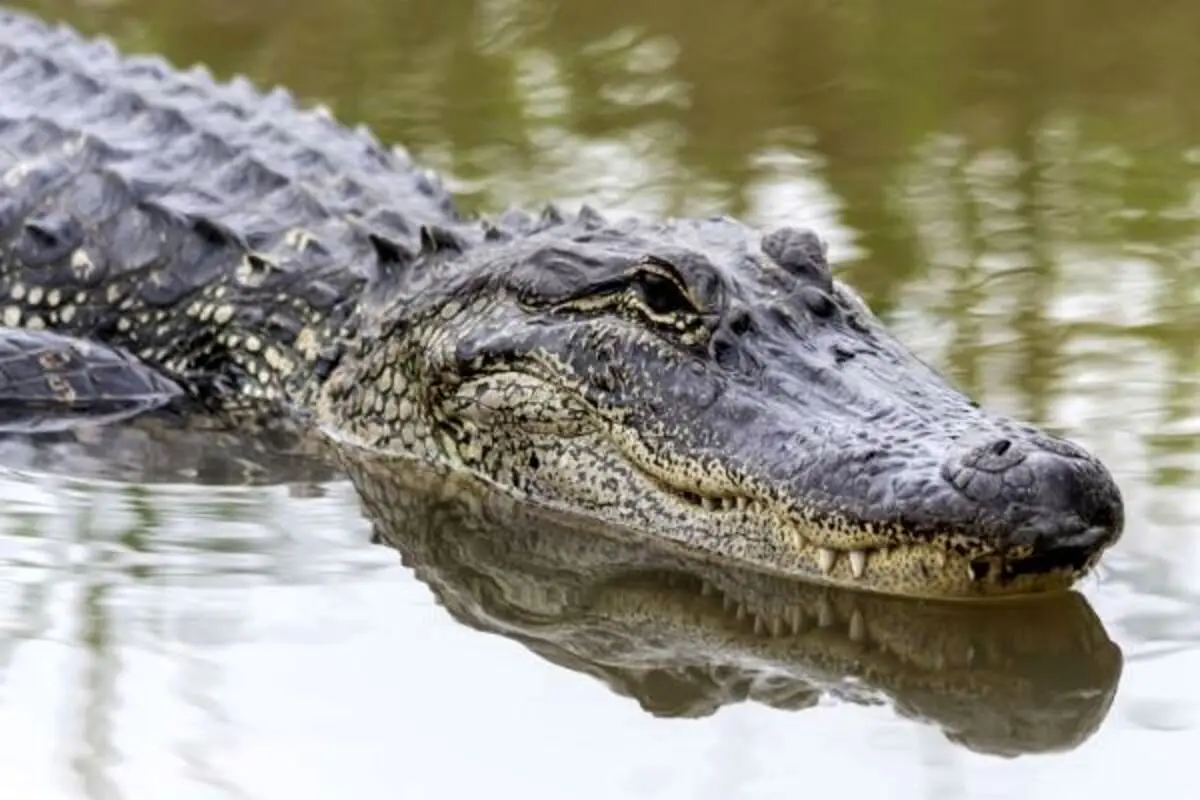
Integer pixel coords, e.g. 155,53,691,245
419,224,467,255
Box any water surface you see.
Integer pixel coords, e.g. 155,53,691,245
1,0,1197,797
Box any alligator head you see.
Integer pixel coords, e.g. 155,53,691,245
345,449,1122,756
315,209,1125,598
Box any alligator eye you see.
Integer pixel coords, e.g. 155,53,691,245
626,257,700,318
636,271,694,315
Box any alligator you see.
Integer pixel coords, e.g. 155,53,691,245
0,8,1124,598
347,449,1122,757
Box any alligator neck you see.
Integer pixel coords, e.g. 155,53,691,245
287,221,508,436
170,217,497,413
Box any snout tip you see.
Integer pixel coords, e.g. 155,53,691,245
944,433,1125,559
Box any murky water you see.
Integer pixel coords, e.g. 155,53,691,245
1,0,1198,797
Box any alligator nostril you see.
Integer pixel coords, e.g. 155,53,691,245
990,439,1012,457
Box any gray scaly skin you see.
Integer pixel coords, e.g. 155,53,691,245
0,9,1124,598
347,450,1121,756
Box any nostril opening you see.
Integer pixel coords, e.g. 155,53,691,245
990,439,1012,457
729,309,755,337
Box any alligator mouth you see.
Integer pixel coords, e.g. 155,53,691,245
631,463,1100,597
445,370,1103,597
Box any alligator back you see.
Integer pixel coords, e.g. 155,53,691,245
0,8,460,398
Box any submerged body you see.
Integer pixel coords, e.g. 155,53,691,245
0,8,1124,598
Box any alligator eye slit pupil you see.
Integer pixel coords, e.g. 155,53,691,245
637,274,691,315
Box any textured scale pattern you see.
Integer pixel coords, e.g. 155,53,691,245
0,9,459,403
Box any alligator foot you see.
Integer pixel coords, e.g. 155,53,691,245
0,328,184,434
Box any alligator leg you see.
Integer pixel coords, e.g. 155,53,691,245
0,328,185,434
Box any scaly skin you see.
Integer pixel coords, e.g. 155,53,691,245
0,9,1124,598
347,450,1122,756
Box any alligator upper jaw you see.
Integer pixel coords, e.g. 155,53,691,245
613,440,1121,599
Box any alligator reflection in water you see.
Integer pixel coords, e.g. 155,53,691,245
0,413,1123,758
341,450,1123,757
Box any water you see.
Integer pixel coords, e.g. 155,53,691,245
1,0,1197,797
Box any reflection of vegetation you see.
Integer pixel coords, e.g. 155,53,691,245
0,472,387,797
74,552,119,800
12,3,1196,236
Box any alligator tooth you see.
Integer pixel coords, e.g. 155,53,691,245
817,597,835,627
769,617,784,637
700,496,714,511
735,603,748,622
787,608,805,632
700,581,715,597
723,595,736,612
848,609,865,642
848,550,867,579
967,563,976,582
753,615,765,635
735,496,748,511
817,548,837,574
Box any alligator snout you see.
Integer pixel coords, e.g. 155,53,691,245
942,433,1124,558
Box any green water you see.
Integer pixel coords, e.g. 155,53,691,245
1,0,1197,797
